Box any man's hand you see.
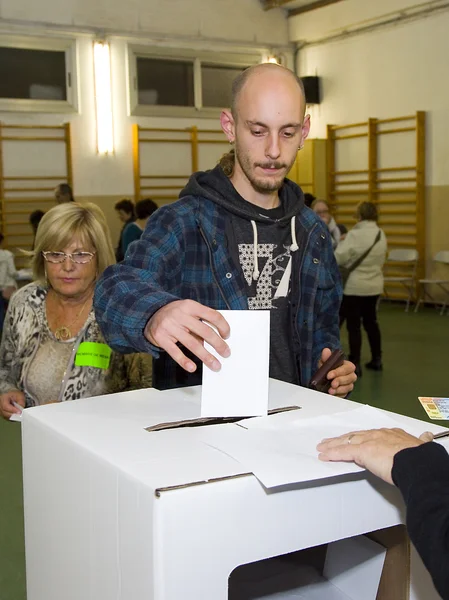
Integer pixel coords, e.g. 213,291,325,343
319,348,356,397
145,300,231,374
0,390,25,420
317,428,434,485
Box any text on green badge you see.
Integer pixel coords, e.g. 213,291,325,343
75,342,112,370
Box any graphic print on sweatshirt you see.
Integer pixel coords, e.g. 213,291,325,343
238,243,292,309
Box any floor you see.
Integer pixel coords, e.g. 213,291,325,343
345,302,448,421
0,409,25,600
0,303,447,599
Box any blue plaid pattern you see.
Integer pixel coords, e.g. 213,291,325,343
94,196,342,389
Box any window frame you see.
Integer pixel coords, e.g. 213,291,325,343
0,34,78,114
127,45,263,118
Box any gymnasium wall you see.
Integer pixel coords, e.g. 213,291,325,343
0,0,290,242
290,0,449,274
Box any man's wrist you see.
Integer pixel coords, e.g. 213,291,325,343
144,319,159,348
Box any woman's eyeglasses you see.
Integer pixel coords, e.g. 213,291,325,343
42,251,96,264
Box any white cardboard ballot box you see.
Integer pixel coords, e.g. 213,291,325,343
21,380,446,600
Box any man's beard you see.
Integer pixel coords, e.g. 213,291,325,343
235,141,294,195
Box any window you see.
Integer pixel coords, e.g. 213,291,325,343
136,57,194,107
128,46,262,117
201,64,246,109
0,35,77,113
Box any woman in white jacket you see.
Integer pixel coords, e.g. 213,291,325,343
335,202,387,375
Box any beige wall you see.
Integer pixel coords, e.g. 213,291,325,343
78,196,125,250
426,186,449,281
0,3,290,200
292,5,449,188
13,187,448,304
83,187,449,296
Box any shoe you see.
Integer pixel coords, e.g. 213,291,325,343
365,359,383,371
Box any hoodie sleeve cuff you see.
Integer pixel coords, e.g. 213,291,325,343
392,442,449,498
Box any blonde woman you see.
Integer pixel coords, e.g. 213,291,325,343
0,202,152,420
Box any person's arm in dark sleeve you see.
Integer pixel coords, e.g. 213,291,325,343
115,225,126,262
393,442,449,600
94,203,193,356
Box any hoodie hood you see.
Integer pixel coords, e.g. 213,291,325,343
180,164,307,282
179,164,305,225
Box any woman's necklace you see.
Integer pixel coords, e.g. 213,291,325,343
54,296,92,341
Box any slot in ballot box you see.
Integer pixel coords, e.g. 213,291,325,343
21,380,445,600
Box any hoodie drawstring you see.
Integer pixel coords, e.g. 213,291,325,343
250,216,299,281
251,220,260,280
290,216,299,252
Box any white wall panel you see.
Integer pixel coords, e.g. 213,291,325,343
0,2,289,197
295,8,449,185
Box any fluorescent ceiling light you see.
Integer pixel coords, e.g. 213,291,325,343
93,41,114,155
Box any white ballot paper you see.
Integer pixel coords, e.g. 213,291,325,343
200,404,439,488
201,310,270,418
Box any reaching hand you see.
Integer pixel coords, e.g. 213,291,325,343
317,428,434,484
0,390,26,420
319,348,356,397
145,300,231,374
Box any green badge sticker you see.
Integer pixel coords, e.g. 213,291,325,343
75,342,112,370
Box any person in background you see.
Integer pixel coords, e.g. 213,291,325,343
54,183,75,204
121,198,158,257
114,198,136,262
337,221,349,329
317,427,449,599
0,202,152,420
29,209,45,250
311,199,341,249
303,192,316,209
337,223,348,242
0,233,18,300
335,202,387,375
0,233,18,332
94,63,356,395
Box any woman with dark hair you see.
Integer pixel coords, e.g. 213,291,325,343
335,202,387,376
0,233,18,332
29,209,45,250
114,198,135,262
121,198,158,257
29,210,45,234
54,183,75,204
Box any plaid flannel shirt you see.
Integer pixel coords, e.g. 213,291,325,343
94,196,342,389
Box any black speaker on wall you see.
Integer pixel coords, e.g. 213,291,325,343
302,76,322,104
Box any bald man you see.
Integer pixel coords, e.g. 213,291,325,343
95,64,356,393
